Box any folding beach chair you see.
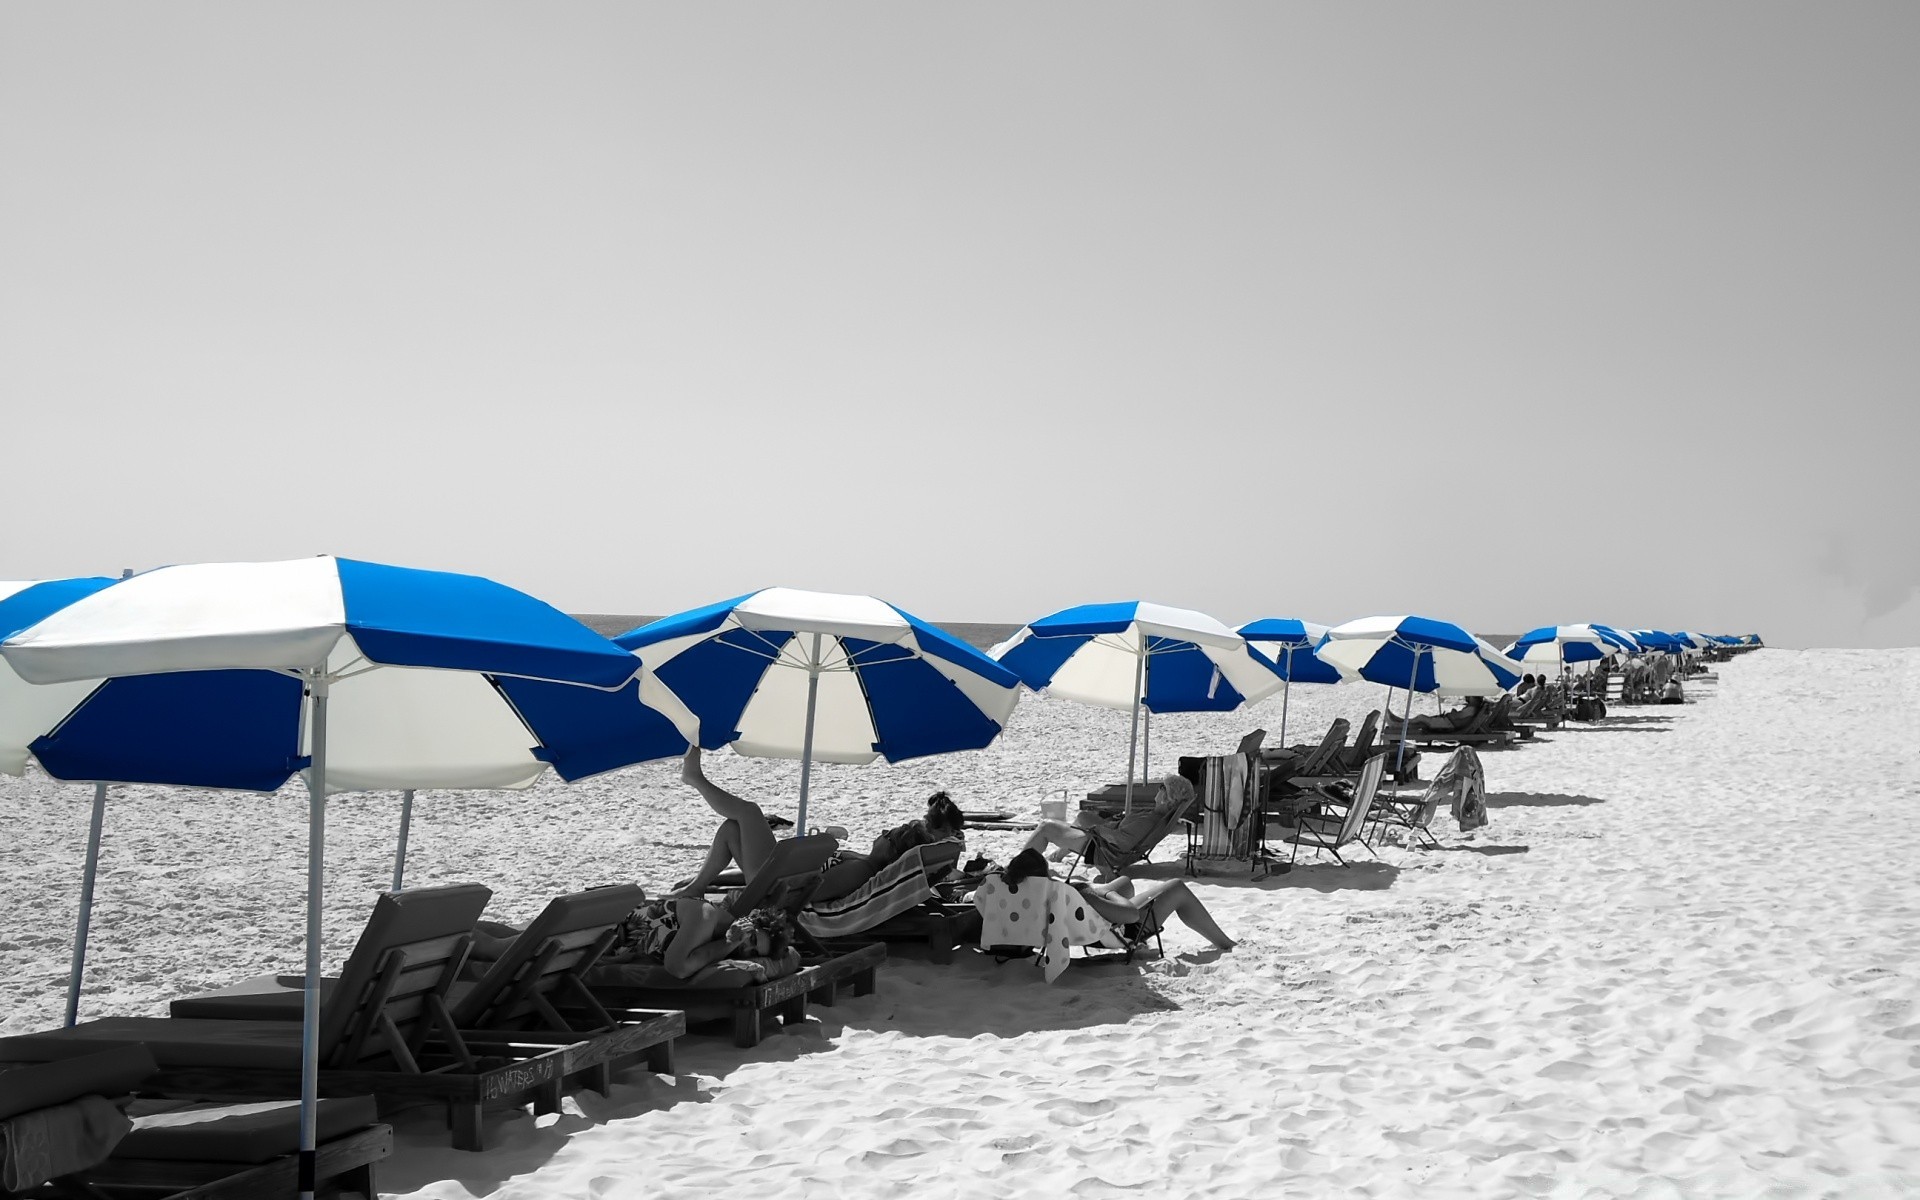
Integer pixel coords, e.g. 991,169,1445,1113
1369,745,1487,848
970,873,1162,983
1261,754,1387,872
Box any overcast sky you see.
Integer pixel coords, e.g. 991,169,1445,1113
3,4,1914,647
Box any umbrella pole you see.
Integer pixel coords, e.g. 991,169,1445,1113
391,789,414,892
1143,707,1151,784
1277,650,1292,748
299,671,330,1200
1124,643,1146,811
1393,653,1420,786
63,782,108,1026
795,633,823,835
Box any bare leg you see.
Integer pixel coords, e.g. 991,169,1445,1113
1087,879,1234,950
672,747,777,895
1022,819,1092,860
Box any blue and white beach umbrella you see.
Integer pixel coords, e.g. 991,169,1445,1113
618,587,1023,834
1505,624,1617,670
0,576,118,777
0,556,649,1200
1237,618,1351,748
1318,615,1523,781
995,601,1284,806
1318,615,1523,696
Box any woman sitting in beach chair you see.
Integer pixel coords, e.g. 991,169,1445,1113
1017,774,1197,881
978,849,1236,966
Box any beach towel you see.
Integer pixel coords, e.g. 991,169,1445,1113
0,1095,130,1191
973,874,1126,983
798,843,949,939
1415,745,1487,833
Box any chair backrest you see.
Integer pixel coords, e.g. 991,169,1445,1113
1295,718,1350,775
1510,687,1544,717
320,883,493,1067
1343,710,1379,765
1485,694,1513,726
726,834,840,918
1235,728,1267,756
451,883,646,1030
1330,755,1387,847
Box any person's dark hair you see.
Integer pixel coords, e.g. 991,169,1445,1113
1003,847,1049,885
925,791,964,834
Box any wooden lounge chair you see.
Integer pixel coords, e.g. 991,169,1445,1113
1382,698,1516,750
0,1044,391,1199
167,883,682,1102
1259,754,1387,873
585,836,885,1048
0,884,681,1152
1330,710,1382,773
1268,717,1350,781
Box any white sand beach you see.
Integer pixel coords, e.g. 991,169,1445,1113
4,648,1918,1198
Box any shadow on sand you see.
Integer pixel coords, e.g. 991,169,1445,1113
1421,843,1531,857
829,950,1180,1040
378,1070,711,1194
1184,859,1402,894
1486,791,1607,808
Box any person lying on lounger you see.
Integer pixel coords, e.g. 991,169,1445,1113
813,792,967,900
1018,774,1196,881
1388,694,1489,737
1001,847,1235,950
670,745,781,898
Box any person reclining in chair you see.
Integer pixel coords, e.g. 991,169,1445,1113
1386,695,1489,738
998,848,1235,950
1017,774,1197,881
813,792,967,901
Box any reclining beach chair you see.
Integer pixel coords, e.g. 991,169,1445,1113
971,873,1162,983
0,884,677,1152
585,836,884,1048
0,1044,391,1199
1382,699,1513,750
1278,718,1350,781
1260,754,1387,872
1331,710,1381,774
1181,751,1261,869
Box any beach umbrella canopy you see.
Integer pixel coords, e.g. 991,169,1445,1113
6,557,650,792
0,555,648,1200
0,576,118,776
1318,615,1523,696
618,587,1023,832
994,601,1284,805
1504,624,1616,669
1237,618,1349,684
1237,617,1351,748
995,601,1285,713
